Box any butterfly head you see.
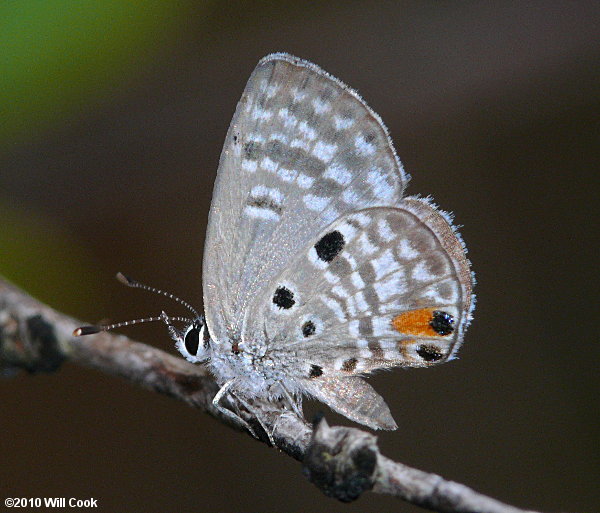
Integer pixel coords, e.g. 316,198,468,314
174,317,212,363
73,273,211,364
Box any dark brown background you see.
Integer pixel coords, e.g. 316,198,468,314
1,2,598,512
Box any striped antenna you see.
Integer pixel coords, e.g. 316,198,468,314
73,315,193,337
115,272,200,318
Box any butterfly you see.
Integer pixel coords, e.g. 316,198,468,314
76,53,474,433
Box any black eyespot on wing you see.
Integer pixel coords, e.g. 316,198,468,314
184,328,200,356
430,311,455,336
302,320,316,337
314,230,345,263
309,364,323,378
273,286,295,310
341,358,358,372
416,344,444,362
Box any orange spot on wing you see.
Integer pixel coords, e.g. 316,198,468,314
392,309,438,337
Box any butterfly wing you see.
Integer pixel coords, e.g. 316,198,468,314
254,198,473,428
203,53,474,430
203,53,408,343
302,375,398,430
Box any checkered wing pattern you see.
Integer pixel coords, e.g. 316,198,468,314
257,198,473,429
203,53,408,342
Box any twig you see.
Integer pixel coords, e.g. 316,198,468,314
0,277,540,512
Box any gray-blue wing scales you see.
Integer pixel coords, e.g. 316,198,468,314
201,54,473,431
260,199,473,374
255,199,473,429
202,53,408,343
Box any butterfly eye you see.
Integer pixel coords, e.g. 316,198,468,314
176,322,209,363
184,327,201,356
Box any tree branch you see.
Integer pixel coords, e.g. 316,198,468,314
0,277,540,512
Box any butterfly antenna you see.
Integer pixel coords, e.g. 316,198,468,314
73,314,193,337
115,272,201,318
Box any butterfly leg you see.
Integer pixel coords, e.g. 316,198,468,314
228,393,276,446
277,381,303,418
212,380,259,439
253,382,303,445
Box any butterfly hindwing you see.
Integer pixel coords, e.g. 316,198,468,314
203,53,408,343
257,198,473,378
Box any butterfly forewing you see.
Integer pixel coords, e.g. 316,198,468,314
203,54,408,343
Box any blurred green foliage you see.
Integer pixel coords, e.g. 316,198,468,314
0,1,196,313
0,0,190,147
0,203,103,315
